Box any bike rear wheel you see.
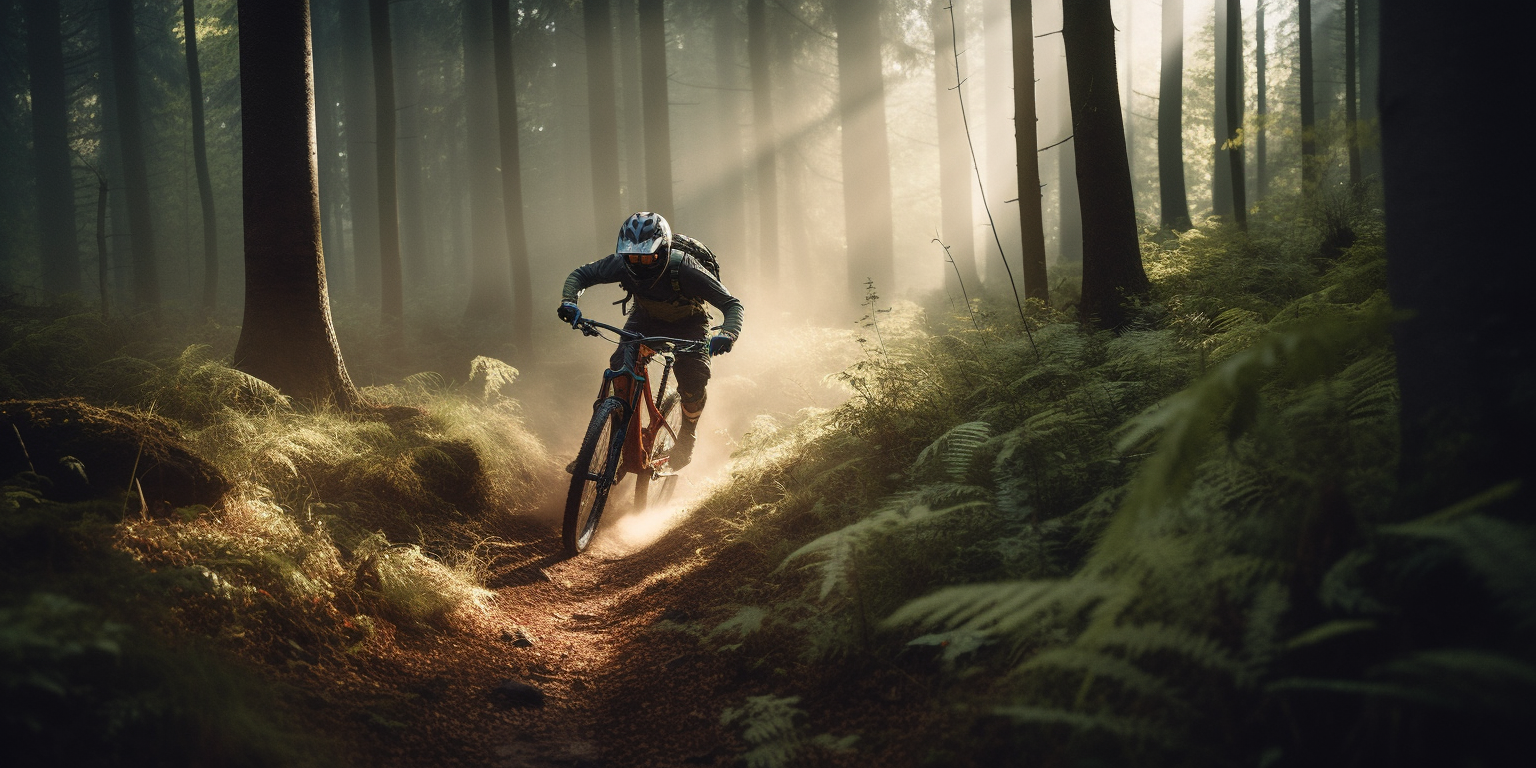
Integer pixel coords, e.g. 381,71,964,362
563,398,628,554
634,392,682,511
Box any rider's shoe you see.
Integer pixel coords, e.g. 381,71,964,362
670,419,698,470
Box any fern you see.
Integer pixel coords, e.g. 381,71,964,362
1381,513,1536,634
720,695,804,768
885,579,1119,636
468,356,518,401
911,421,990,482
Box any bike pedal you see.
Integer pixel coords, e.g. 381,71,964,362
564,459,577,474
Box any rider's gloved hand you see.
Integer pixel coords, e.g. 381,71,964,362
557,301,582,327
708,331,737,356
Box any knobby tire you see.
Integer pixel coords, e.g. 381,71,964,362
564,397,628,554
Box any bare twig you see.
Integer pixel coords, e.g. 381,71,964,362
943,3,1039,361
12,425,35,474
934,232,982,331
1038,134,1074,152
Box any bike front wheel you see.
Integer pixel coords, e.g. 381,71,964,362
564,397,628,554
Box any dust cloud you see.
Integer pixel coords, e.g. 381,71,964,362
511,288,864,555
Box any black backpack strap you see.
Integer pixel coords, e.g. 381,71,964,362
668,250,683,293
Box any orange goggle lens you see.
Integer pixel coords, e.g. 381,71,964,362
626,251,660,266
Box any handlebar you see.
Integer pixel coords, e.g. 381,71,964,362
574,318,708,353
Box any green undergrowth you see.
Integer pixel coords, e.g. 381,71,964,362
0,299,554,765
695,212,1529,766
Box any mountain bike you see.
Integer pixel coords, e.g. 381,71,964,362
562,318,702,554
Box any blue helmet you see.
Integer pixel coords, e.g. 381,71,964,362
616,212,671,278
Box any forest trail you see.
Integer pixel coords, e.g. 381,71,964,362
300,489,746,768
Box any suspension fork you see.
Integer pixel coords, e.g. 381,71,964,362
655,354,675,405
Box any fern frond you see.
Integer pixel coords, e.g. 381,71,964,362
1381,514,1536,632
912,421,990,481
886,579,1118,636
468,356,519,400
1020,647,1182,704
994,706,1171,744
1087,623,1245,680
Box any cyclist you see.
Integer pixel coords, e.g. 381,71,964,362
557,212,744,469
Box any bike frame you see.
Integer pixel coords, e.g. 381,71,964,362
580,320,697,477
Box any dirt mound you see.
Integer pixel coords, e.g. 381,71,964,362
0,398,228,509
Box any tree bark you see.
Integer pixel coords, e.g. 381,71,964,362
368,0,403,342
1357,0,1380,181
183,0,220,316
585,0,622,248
462,0,511,320
1344,0,1360,189
491,0,532,355
832,0,895,297
1157,0,1189,230
234,0,361,409
1381,0,1535,517
1255,0,1267,200
1064,0,1146,330
637,0,674,215
748,0,779,285
23,0,80,296
340,0,378,299
1224,0,1246,229
983,0,1020,271
1010,0,1047,304
1057,69,1082,264
1299,0,1317,194
107,0,159,309
933,0,977,294
1211,0,1231,219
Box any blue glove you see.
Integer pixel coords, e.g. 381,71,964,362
557,301,582,327
709,332,736,356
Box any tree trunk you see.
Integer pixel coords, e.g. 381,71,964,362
585,0,622,249
234,0,361,409
1357,0,1380,181
491,0,532,355
340,0,378,299
1010,0,1047,304
637,0,673,215
933,0,977,294
313,3,348,294
1211,0,1231,219
1381,0,1535,517
23,0,80,296
1157,0,1189,230
616,0,644,211
368,0,404,342
983,0,1020,271
395,4,428,291
1121,0,1133,178
747,0,779,285
832,0,895,297
183,0,220,316
1299,0,1317,194
462,0,511,320
711,2,748,275
107,0,159,309
97,30,132,308
1224,0,1246,229
1255,0,1267,200
1057,70,1082,264
1344,0,1360,190
1064,0,1146,330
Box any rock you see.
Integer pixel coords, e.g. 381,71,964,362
0,398,227,509
500,628,535,647
493,679,545,708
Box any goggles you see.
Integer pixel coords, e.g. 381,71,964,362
624,244,668,266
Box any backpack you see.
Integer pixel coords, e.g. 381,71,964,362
667,234,722,291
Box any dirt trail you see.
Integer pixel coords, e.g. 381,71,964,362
299,485,748,767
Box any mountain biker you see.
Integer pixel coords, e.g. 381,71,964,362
557,212,744,469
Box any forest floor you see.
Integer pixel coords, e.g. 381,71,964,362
284,487,949,768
